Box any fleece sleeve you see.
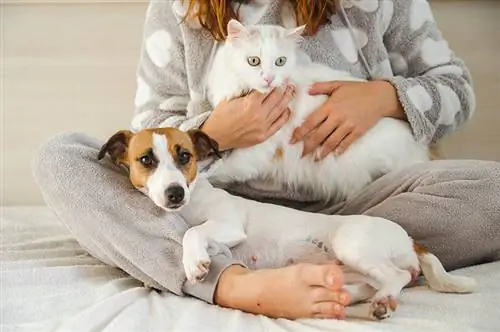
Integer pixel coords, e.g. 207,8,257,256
383,0,476,145
128,0,243,304
130,0,212,133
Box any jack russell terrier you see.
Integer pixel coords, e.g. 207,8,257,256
98,127,476,321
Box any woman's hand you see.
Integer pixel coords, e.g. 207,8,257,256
215,263,350,320
290,80,406,160
201,86,296,151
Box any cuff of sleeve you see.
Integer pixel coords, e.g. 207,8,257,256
181,254,246,304
178,112,212,132
384,76,428,144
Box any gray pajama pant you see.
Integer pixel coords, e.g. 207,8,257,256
32,132,500,304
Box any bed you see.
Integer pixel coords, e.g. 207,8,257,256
1,206,499,332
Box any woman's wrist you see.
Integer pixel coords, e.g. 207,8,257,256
374,80,407,121
200,115,231,151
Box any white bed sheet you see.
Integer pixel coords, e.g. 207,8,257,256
1,206,499,332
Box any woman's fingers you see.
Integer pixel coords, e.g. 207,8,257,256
290,107,328,144
266,85,295,124
317,124,353,160
301,116,340,157
308,81,345,96
332,129,364,156
266,108,291,138
261,86,287,111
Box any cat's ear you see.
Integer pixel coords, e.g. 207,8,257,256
286,25,306,42
227,19,247,41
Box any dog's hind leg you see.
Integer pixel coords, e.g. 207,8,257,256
340,258,412,320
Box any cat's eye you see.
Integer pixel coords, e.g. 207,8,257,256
247,56,261,66
275,56,287,67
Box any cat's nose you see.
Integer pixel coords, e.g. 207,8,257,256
264,76,275,85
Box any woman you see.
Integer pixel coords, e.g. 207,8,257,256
33,0,500,321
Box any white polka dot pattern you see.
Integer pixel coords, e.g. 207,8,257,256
464,83,476,119
172,0,187,17
379,0,394,34
344,0,379,12
426,65,464,76
388,52,408,75
134,77,152,108
159,96,191,111
410,0,434,31
436,84,461,125
131,110,153,131
373,59,393,79
421,38,452,67
407,85,433,113
159,115,186,128
332,28,368,64
146,30,173,68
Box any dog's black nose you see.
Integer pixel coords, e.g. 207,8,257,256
166,185,185,204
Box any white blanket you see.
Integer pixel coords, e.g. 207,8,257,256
1,206,499,332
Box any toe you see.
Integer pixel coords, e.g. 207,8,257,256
313,302,345,319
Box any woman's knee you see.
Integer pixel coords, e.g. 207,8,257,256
450,161,500,266
32,132,101,192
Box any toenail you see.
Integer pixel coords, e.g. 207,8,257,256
326,275,334,286
340,293,348,302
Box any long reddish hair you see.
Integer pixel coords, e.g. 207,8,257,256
182,0,337,41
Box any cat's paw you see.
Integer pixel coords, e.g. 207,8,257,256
183,249,212,284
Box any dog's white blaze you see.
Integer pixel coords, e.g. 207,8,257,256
147,133,190,208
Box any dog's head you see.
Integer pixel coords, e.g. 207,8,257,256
98,127,221,211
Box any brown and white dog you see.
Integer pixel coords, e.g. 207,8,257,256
98,127,476,321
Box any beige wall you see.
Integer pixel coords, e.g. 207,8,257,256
2,1,500,205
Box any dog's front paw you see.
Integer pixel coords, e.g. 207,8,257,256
183,250,212,284
369,296,397,321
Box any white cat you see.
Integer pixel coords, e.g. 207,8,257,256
205,19,430,202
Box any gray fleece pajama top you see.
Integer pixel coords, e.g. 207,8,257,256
32,0,500,306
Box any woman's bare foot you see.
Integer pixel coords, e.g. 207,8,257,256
214,263,350,320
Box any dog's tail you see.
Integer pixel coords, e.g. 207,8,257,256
414,241,477,293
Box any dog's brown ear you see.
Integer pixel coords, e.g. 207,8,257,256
187,129,222,160
98,130,133,165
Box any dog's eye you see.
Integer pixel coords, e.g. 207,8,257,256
275,56,287,66
247,56,261,67
178,151,191,166
139,155,153,167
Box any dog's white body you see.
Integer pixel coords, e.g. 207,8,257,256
98,127,477,321
205,24,430,201
179,175,476,320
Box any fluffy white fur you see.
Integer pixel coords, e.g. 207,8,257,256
114,128,476,321
205,20,430,202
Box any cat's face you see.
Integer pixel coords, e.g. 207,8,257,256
225,19,306,93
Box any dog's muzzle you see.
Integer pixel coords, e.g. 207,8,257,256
165,184,185,209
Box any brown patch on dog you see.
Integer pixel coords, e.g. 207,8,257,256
273,146,284,161
166,129,199,184
187,129,221,160
413,240,428,255
97,130,133,166
125,130,158,189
